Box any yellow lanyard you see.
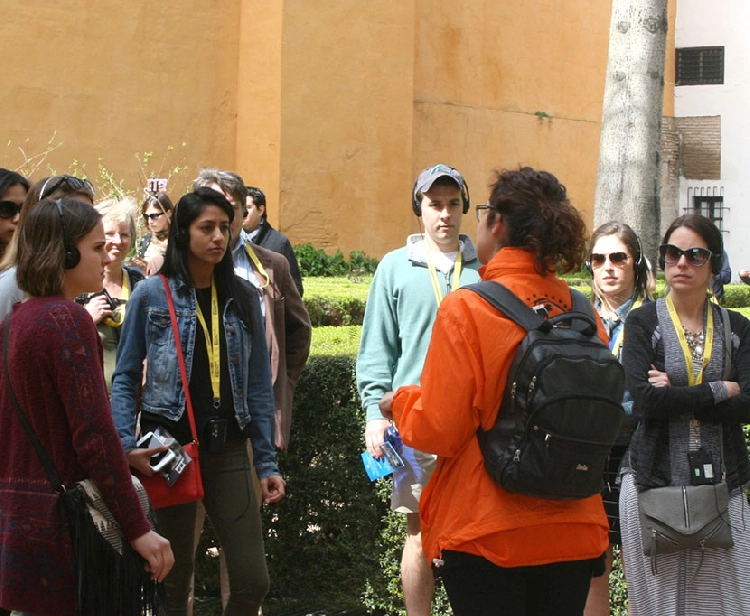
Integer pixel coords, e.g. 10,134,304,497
102,268,130,328
244,243,270,288
195,279,221,408
120,267,131,300
665,295,713,386
424,247,462,307
609,297,644,358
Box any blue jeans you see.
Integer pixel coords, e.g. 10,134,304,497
156,440,269,615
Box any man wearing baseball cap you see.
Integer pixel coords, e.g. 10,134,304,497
356,164,481,615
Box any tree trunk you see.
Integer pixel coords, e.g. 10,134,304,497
594,0,668,264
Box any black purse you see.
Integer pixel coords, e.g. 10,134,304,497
2,317,162,615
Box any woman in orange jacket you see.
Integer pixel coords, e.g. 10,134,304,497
389,167,609,616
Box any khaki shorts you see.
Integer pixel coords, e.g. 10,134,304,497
391,445,437,514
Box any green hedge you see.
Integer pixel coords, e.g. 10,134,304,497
303,276,371,327
301,278,750,327
261,355,388,611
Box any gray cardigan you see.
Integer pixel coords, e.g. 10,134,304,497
622,300,750,491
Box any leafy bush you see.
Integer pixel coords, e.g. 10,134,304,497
262,356,388,609
310,326,362,356
296,243,379,278
305,296,366,326
304,276,372,326
722,284,750,309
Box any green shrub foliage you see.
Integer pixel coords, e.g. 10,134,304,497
295,243,379,277
304,296,366,326
261,356,389,607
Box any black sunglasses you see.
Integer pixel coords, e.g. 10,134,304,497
40,175,95,201
659,244,712,267
588,252,630,267
0,201,22,219
143,212,164,221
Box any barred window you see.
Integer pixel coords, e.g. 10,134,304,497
686,187,727,232
676,47,724,86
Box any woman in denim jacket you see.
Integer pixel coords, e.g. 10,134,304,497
111,187,285,615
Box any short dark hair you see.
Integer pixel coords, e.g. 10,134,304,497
245,186,267,220
0,168,29,200
487,167,587,275
161,187,257,332
17,198,101,297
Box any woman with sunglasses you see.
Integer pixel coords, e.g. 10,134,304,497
0,169,29,260
619,214,750,615
76,196,144,393
111,187,285,615
0,175,95,320
131,192,174,275
584,222,651,616
0,198,173,616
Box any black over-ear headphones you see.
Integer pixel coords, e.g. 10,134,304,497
632,235,649,288
55,200,81,269
711,252,723,276
411,165,470,217
173,222,188,248
585,234,647,284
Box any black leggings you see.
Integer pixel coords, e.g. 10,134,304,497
439,550,602,616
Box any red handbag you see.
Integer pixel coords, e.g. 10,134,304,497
138,276,205,509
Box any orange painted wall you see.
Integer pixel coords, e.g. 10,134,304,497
1,1,649,258
1,2,240,197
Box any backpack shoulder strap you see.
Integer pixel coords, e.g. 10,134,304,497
466,282,599,336
565,288,599,336
570,288,595,318
463,281,543,332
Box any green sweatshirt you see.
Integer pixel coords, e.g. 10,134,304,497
356,234,481,422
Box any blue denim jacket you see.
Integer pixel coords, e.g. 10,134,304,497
111,275,279,479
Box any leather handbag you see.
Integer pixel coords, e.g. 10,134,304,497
638,307,735,575
3,318,161,615
138,275,205,509
638,481,733,561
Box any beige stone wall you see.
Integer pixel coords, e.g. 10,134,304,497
1,1,635,258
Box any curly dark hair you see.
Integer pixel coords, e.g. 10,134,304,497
486,167,587,275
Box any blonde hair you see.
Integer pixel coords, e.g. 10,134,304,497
95,196,138,246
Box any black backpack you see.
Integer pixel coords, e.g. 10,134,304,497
466,281,626,500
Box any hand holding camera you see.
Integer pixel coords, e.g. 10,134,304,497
137,427,193,486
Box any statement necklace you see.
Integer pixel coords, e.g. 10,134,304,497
683,328,705,361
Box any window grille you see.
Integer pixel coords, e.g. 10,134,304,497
676,47,724,86
686,186,727,232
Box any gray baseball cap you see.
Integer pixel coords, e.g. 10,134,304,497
414,164,466,196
